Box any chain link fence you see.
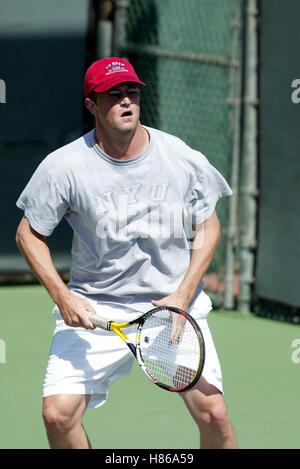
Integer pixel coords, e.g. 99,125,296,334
119,0,243,305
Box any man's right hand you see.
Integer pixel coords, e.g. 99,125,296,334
56,291,96,330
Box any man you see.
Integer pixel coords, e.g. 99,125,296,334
16,57,238,449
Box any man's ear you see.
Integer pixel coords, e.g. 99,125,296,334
85,97,97,116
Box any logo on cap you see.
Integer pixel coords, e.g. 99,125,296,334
105,62,129,76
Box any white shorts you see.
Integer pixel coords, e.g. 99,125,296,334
43,291,223,408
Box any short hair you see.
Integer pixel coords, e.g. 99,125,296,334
88,91,97,103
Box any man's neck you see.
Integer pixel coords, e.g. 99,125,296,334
95,124,149,160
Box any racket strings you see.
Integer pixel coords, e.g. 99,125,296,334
139,309,201,390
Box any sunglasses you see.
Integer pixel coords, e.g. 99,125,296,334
104,87,141,100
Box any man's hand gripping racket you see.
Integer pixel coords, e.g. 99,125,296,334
87,306,205,392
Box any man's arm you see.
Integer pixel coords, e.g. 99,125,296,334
152,210,220,311
15,216,95,329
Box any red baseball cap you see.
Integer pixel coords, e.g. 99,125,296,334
84,57,146,98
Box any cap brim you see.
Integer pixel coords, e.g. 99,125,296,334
93,76,146,93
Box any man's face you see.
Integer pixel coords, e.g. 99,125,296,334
91,82,141,134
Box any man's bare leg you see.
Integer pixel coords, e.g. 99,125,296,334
42,394,91,449
181,377,238,449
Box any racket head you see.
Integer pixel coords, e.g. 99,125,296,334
135,306,205,392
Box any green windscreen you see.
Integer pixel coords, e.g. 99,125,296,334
255,0,300,307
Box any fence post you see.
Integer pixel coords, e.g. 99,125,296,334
97,0,114,59
224,0,243,310
237,0,259,313
112,0,130,57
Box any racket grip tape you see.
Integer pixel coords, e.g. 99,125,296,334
87,311,110,330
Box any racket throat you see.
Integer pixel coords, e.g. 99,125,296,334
111,325,137,358
126,342,137,358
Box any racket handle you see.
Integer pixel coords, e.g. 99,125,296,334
87,311,110,330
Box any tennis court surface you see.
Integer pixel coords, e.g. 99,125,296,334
1,284,299,449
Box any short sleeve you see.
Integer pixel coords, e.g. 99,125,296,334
16,162,69,236
188,161,233,224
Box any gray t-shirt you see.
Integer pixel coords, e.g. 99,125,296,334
16,126,232,311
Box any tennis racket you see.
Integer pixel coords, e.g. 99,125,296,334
87,306,205,392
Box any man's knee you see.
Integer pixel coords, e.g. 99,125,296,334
42,397,84,435
199,400,232,439
43,403,74,433
209,402,232,437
